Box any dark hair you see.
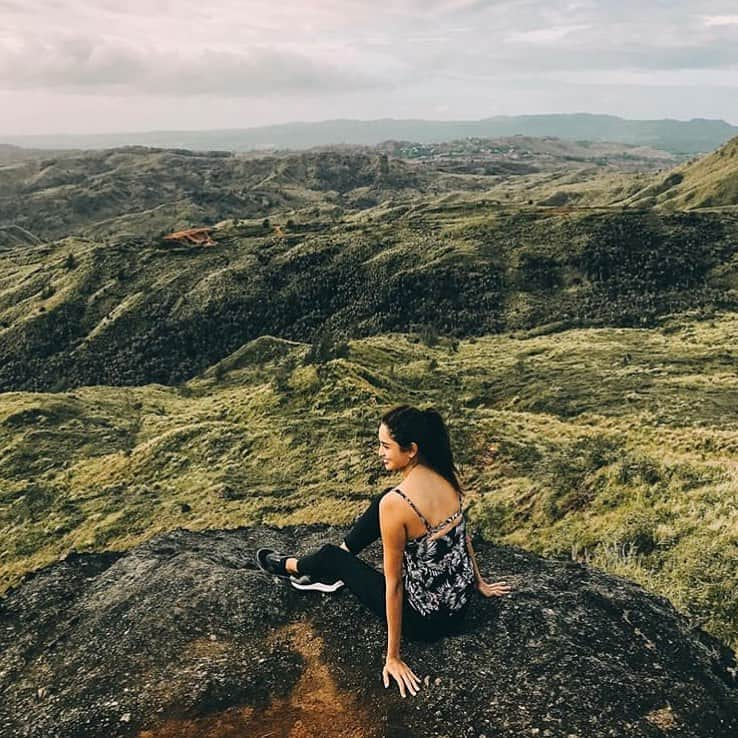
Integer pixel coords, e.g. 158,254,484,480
380,404,464,496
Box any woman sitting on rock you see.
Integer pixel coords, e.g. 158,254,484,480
256,404,512,697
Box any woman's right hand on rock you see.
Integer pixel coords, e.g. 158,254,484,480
383,656,421,698
476,579,512,598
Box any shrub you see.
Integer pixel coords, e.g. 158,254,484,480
418,323,439,347
542,434,621,520
610,508,663,555
304,327,349,365
616,454,662,486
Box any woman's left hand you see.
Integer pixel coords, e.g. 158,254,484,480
477,579,512,598
382,656,421,697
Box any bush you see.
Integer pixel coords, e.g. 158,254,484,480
418,323,439,347
476,499,515,540
616,454,662,486
542,434,621,520
304,327,349,365
610,508,663,555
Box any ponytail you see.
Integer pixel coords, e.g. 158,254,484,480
380,404,464,496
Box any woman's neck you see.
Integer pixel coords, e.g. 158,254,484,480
401,461,426,481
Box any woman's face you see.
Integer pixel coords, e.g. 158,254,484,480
377,423,417,472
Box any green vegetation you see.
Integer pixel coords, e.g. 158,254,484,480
0,139,683,246
626,136,738,210
1,313,737,650
1,207,736,392
1,137,737,657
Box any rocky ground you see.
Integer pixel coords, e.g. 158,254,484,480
0,524,736,738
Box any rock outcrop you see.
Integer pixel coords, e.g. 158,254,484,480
1,525,736,738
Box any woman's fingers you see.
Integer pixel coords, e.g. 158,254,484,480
393,669,414,697
383,662,421,697
402,671,418,696
478,579,513,597
406,667,421,689
394,672,407,697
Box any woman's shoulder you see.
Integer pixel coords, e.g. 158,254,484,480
402,474,459,503
379,488,407,512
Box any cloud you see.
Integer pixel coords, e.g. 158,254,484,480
703,15,738,26
506,24,590,44
0,34,390,95
2,0,738,133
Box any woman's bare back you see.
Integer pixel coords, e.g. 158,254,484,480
393,469,463,543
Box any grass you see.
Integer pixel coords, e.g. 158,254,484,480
627,135,738,210
0,311,737,651
2,206,736,393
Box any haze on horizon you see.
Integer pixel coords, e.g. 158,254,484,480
1,0,738,137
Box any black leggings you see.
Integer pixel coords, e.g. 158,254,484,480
296,487,468,642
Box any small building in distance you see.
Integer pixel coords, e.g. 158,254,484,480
162,227,216,246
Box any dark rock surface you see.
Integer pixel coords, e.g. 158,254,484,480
0,525,736,738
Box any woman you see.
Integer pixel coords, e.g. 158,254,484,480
256,404,512,697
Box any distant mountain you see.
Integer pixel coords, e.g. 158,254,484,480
0,143,69,164
625,136,738,209
4,114,737,155
0,141,670,244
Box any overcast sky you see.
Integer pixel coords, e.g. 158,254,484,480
1,0,738,135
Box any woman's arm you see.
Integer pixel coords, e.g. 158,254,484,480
378,494,421,697
466,532,483,585
466,529,513,599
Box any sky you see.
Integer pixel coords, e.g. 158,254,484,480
1,0,738,135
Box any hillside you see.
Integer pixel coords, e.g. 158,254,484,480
4,113,736,154
0,143,74,164
0,148,439,243
1,134,737,685
1,313,737,652
625,136,738,210
1,207,736,392
0,141,677,245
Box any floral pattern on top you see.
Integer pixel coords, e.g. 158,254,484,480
392,489,476,617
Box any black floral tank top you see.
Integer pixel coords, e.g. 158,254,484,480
392,487,476,617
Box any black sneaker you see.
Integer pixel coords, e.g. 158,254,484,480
255,548,291,579
289,575,345,593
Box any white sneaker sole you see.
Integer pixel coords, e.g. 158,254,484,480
290,577,345,593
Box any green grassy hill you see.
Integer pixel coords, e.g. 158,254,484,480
0,147,458,243
1,312,736,649
625,136,738,210
1,139,737,659
0,142,675,246
1,207,736,392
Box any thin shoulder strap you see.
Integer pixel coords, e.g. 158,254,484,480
392,488,432,532
428,490,464,533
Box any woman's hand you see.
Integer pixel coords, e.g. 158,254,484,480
383,656,421,697
476,579,512,598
